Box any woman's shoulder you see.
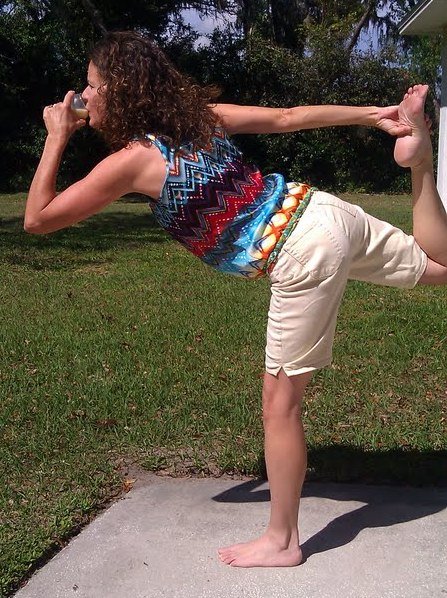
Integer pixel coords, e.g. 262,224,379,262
97,138,166,180
120,137,164,158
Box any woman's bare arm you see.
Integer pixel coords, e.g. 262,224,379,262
211,103,411,137
24,91,157,234
25,146,145,234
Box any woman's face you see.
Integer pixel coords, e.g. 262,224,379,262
82,62,106,129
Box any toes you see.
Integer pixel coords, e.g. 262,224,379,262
220,552,236,565
218,548,236,561
218,545,247,566
414,83,429,98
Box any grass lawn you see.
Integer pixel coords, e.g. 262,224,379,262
1,192,446,596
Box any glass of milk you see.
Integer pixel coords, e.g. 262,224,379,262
71,93,88,119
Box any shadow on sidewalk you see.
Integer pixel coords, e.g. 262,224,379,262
212,446,447,561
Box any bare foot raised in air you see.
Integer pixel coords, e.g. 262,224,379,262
394,84,433,169
218,531,303,568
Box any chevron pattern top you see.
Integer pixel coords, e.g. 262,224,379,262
146,128,314,279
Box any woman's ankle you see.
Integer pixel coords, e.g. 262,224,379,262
411,156,434,173
265,525,299,549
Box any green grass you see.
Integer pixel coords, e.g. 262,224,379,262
1,192,446,596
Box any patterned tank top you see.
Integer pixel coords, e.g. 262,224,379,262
146,128,315,279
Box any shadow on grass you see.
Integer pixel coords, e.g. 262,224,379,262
0,212,169,271
305,445,447,486
213,445,447,562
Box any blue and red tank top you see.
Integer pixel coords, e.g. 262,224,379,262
146,128,315,279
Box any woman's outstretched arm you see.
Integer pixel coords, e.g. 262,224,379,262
211,103,412,137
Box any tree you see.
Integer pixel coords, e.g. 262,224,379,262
0,0,437,192
0,0,226,190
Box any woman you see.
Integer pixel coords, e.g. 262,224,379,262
25,31,447,568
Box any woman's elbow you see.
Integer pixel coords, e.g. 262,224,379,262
277,108,293,133
24,218,44,234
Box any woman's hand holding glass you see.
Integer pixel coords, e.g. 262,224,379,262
43,90,88,142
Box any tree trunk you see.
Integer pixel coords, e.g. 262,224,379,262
347,0,375,55
269,0,308,53
79,0,108,35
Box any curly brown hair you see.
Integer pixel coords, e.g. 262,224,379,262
89,31,220,151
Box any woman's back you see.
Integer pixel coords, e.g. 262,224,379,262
146,128,313,278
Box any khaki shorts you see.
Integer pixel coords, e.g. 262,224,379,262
265,191,428,377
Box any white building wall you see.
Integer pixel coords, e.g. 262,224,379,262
438,36,447,209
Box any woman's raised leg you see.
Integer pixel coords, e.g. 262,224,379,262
218,368,312,567
394,84,447,266
417,256,447,285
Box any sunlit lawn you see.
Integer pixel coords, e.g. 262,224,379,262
1,192,446,596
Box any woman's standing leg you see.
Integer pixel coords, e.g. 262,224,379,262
218,369,312,567
394,84,447,266
218,181,352,568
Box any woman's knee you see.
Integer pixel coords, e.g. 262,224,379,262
417,257,447,286
262,369,312,420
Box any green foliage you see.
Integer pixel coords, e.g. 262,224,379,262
402,34,443,93
203,28,414,192
0,0,442,193
0,0,213,191
0,0,101,190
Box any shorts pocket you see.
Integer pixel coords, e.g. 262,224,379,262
281,218,347,281
313,191,359,218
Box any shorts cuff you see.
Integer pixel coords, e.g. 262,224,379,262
265,357,332,377
412,249,428,288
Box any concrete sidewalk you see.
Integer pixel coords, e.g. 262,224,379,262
14,475,447,598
